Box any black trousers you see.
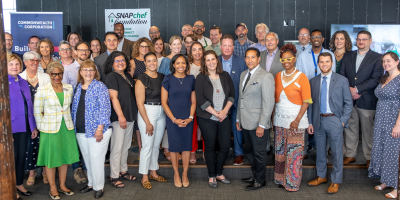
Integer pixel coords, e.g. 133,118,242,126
197,117,231,177
242,128,270,184
13,131,29,185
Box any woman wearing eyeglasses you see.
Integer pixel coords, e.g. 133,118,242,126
105,51,138,188
273,43,311,192
34,61,80,199
20,51,51,186
129,37,154,160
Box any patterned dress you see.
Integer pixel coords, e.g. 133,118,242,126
25,83,40,171
368,75,400,189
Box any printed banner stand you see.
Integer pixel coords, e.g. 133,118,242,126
105,9,151,41
10,12,63,55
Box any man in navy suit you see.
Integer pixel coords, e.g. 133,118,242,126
307,52,353,194
218,34,247,165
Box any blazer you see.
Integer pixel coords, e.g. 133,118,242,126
94,52,108,82
259,48,285,78
20,70,51,87
338,50,384,110
307,72,353,130
218,54,247,108
237,66,275,130
9,75,36,133
195,71,235,119
34,82,75,133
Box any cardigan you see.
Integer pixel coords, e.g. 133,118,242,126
274,71,312,105
195,71,235,119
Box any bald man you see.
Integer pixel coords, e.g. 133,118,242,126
149,26,176,55
296,28,311,57
193,21,211,48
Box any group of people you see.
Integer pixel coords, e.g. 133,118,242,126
5,19,399,200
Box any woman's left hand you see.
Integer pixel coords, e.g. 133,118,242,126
392,125,400,139
289,121,299,131
183,118,193,125
94,130,104,142
31,128,38,139
217,109,228,122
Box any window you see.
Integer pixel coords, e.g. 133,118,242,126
3,0,17,34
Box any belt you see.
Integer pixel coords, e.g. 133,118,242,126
320,113,335,117
145,102,161,105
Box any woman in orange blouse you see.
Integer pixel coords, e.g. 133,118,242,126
273,43,312,192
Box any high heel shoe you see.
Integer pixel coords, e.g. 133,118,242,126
174,177,182,188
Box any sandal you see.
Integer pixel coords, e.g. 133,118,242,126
141,180,152,189
110,178,124,188
149,174,168,182
164,151,171,161
375,184,387,191
190,152,197,164
43,174,49,184
119,172,136,181
385,192,396,199
26,176,35,186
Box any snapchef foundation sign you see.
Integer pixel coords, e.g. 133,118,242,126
105,9,151,41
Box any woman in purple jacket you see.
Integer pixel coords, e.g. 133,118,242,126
8,53,38,199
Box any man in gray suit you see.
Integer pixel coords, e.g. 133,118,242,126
94,32,118,82
236,47,275,191
307,52,353,194
259,32,285,78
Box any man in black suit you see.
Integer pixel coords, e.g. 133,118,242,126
94,32,118,82
338,30,384,167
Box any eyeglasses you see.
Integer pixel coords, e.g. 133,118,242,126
29,59,40,63
280,57,295,63
114,59,125,63
149,31,159,34
356,38,369,42
50,73,63,77
311,36,323,39
194,25,204,28
185,41,194,44
82,69,95,73
60,48,71,51
139,45,150,49
298,34,309,37
76,49,90,52
5,39,13,42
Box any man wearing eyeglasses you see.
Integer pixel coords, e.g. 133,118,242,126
296,28,311,57
148,26,179,55
193,21,211,48
338,30,383,168
63,41,91,87
6,32,25,70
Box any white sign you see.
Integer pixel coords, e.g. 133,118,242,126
105,9,151,41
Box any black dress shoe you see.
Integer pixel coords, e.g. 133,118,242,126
245,181,266,191
80,185,94,193
241,177,255,184
94,190,104,199
17,188,32,196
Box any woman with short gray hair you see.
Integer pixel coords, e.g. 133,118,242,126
20,51,51,186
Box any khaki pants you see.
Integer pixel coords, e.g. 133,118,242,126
344,106,375,160
110,121,134,178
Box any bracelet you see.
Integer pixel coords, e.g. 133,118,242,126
172,118,176,123
97,129,103,131
293,120,299,125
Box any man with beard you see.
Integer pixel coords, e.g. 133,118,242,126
234,23,255,57
338,30,383,168
249,23,269,52
205,26,222,56
307,52,352,194
63,41,91,87
193,21,212,48
296,28,311,57
28,36,40,52
114,23,134,59
297,29,336,80
149,26,179,55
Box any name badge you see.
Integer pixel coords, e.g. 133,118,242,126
294,82,301,88
63,88,69,92
232,71,235,73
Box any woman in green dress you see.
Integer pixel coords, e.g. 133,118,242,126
34,61,80,200
329,30,352,72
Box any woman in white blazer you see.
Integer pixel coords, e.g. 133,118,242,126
20,51,51,186
34,62,80,199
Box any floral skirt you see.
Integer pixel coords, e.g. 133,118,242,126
274,126,305,191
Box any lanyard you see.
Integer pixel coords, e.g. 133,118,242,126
203,38,208,47
311,48,323,76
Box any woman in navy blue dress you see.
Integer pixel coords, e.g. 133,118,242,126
161,54,196,188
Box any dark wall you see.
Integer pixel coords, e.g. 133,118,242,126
16,0,400,48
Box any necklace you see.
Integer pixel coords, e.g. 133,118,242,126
26,72,38,83
41,57,51,69
177,77,184,84
283,69,296,76
211,78,220,93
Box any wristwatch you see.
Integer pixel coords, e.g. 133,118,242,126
189,116,194,120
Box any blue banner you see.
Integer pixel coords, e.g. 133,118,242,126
10,12,63,55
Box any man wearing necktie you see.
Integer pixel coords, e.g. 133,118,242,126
307,52,353,194
236,47,275,191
